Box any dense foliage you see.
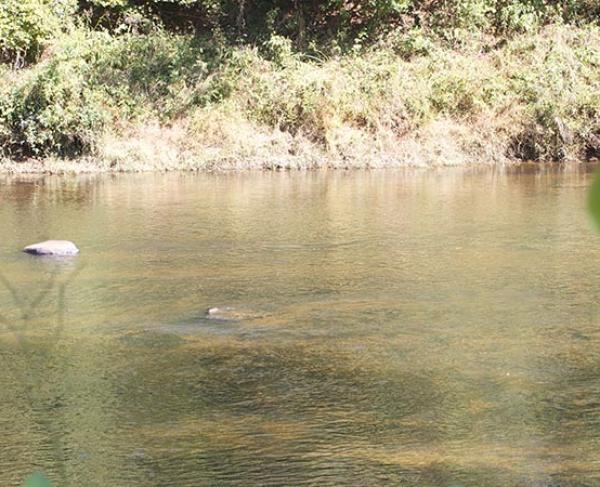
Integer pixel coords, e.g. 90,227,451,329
0,0,75,65
0,0,599,166
78,0,600,43
3,0,599,63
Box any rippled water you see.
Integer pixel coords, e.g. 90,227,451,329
1,167,600,486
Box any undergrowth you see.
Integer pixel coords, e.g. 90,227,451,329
0,22,599,169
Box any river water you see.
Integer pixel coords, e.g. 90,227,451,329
1,167,599,486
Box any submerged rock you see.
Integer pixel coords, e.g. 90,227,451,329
206,306,254,322
23,240,79,256
206,307,238,321
204,306,268,325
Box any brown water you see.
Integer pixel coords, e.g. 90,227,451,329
1,168,600,487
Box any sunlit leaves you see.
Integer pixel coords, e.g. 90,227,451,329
587,166,600,231
23,473,52,487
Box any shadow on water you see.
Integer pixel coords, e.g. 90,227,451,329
0,275,584,487
103,337,572,486
0,264,84,487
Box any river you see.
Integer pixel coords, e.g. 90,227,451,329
1,167,599,486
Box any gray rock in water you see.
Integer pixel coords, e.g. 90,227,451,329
23,240,79,256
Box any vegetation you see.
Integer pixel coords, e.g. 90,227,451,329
0,0,599,171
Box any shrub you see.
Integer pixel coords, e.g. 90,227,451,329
0,0,76,66
88,30,209,118
0,31,109,158
75,0,599,49
0,27,213,159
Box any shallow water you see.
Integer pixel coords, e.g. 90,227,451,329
1,167,600,486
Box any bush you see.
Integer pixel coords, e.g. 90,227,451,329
0,27,212,158
0,32,108,158
76,0,600,52
88,30,209,118
0,0,75,66
502,25,600,160
0,10,599,164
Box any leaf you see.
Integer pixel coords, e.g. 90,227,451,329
588,166,600,231
23,473,53,487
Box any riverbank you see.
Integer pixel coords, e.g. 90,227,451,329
1,24,599,173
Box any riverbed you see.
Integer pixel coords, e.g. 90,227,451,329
1,167,599,486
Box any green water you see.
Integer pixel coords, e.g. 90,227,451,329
1,168,600,486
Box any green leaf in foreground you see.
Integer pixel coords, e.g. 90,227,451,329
588,166,600,231
23,473,53,487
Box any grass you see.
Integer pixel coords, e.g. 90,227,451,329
1,24,599,172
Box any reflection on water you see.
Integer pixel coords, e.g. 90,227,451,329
1,167,600,486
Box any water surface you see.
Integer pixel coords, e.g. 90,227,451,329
1,168,599,486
